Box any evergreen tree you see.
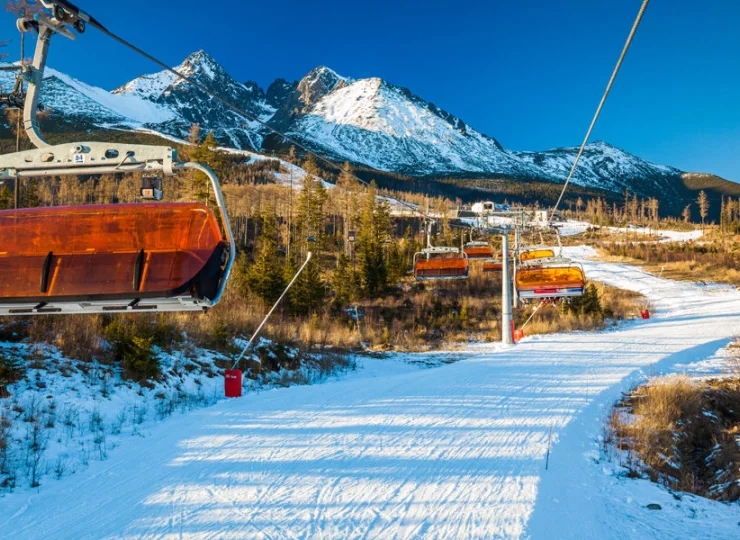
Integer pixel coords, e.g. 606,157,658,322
288,257,325,316
357,185,391,297
22,178,41,208
332,253,355,306
386,240,406,286
564,283,601,316
302,154,322,178
189,131,227,203
295,173,327,253
245,215,285,304
582,283,602,315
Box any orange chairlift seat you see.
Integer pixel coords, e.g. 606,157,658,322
0,203,228,315
515,264,586,300
413,248,469,281
482,259,503,273
482,250,514,273
0,9,234,316
463,241,494,260
520,248,556,264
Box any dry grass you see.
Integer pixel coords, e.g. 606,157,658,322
518,282,646,337
1,271,646,361
597,230,740,286
609,373,740,501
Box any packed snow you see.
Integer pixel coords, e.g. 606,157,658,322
1,248,739,538
604,224,704,243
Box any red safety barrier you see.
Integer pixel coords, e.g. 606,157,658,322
641,309,650,320
513,329,525,342
224,369,243,398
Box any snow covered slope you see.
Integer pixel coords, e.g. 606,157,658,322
286,76,526,175
0,64,172,129
516,141,685,197
2,252,740,539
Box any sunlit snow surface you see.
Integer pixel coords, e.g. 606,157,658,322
2,245,740,539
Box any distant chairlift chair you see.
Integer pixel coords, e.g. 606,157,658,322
463,240,494,260
413,224,469,280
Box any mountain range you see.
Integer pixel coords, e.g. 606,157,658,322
1,50,737,216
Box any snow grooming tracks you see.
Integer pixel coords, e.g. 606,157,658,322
2,248,740,538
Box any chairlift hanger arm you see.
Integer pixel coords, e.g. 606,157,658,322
15,6,81,149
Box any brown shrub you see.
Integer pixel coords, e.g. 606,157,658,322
609,374,740,501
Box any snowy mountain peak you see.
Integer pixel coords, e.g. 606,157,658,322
175,50,222,81
297,66,352,109
287,75,513,174
113,50,229,99
111,50,274,149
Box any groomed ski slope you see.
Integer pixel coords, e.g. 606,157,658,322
3,246,740,539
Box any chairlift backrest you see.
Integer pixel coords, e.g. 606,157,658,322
515,264,586,300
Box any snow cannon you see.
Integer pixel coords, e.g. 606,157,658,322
224,369,243,398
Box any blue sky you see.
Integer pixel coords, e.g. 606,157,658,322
2,0,739,181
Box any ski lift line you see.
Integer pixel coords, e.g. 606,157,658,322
39,0,447,226
550,0,650,219
232,252,313,370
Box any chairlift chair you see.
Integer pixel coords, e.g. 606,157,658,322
413,247,469,280
463,240,494,260
481,249,516,273
482,259,504,273
0,11,235,316
515,263,586,300
413,223,469,281
519,248,557,265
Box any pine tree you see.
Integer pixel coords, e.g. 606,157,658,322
386,241,406,286
189,132,227,203
582,283,602,315
288,257,325,316
246,216,286,304
357,185,391,297
682,204,692,223
332,253,355,306
22,178,41,208
295,173,327,253
302,154,322,178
